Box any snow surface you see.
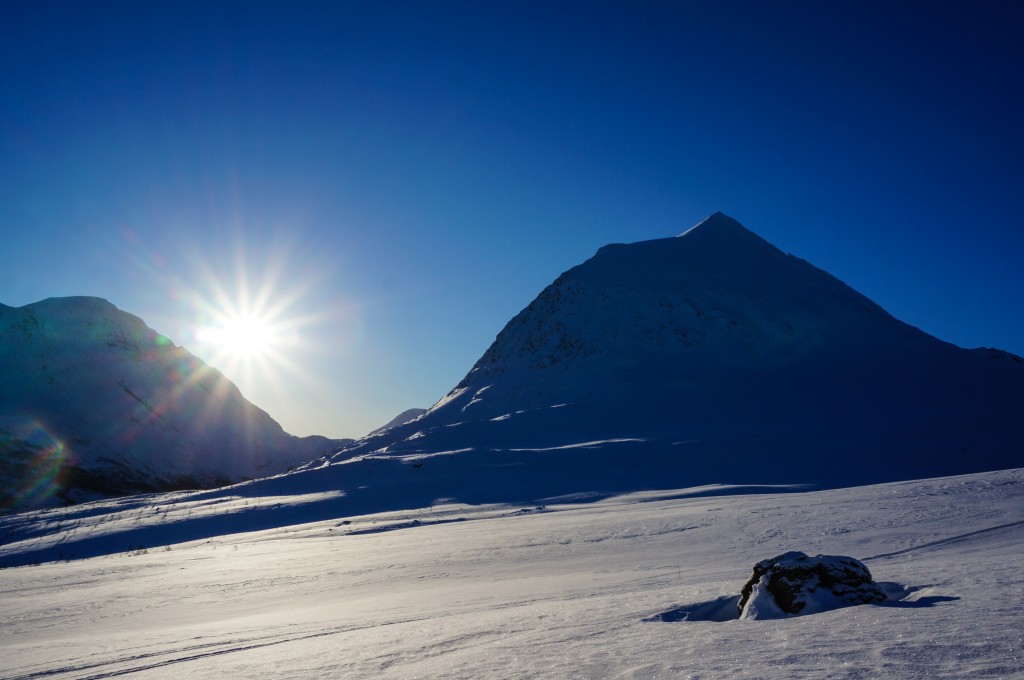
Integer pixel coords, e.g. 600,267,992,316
1,468,1022,678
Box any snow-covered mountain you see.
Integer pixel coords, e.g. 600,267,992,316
5,213,1020,520
0,297,343,510
318,212,1023,496
369,407,427,436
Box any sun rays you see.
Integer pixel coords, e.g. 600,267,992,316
186,255,308,394
98,217,367,438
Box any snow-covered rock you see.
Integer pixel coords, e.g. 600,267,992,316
737,551,886,619
0,297,343,510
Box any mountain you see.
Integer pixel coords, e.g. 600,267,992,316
369,408,428,436
310,212,1023,500
0,297,344,510
5,214,1020,519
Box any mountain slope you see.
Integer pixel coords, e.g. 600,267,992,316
369,408,427,436
0,297,342,510
318,212,1023,494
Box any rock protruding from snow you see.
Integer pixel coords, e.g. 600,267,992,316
737,551,886,619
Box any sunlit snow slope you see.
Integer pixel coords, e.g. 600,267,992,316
319,212,1023,494
0,297,342,510
1,469,1022,679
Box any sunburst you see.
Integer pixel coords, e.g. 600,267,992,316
197,313,280,359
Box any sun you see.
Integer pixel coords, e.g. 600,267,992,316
197,313,279,359
187,290,310,408
198,315,275,358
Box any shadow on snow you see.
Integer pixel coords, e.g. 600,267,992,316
644,583,960,623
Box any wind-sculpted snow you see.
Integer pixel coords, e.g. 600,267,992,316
0,469,1021,678
0,297,342,511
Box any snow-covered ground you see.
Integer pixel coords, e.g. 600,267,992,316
2,468,1022,678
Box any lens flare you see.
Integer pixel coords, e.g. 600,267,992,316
0,416,70,512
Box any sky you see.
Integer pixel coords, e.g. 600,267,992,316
2,1,1022,439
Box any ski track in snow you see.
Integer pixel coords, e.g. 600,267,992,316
863,518,1024,561
1,469,1023,678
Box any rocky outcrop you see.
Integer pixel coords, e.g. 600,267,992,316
738,551,886,619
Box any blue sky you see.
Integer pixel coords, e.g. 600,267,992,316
2,1,1022,438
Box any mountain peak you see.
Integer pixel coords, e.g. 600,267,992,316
25,296,118,312
679,211,761,242
682,210,742,232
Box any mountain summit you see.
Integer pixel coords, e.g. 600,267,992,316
319,213,1022,499
679,209,760,238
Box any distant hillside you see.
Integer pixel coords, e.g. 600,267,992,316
0,297,345,511
370,408,427,436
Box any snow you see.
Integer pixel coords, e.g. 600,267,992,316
507,438,647,452
738,575,788,620
1,468,1022,678
368,408,428,435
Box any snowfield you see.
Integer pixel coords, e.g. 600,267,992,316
2,468,1022,679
